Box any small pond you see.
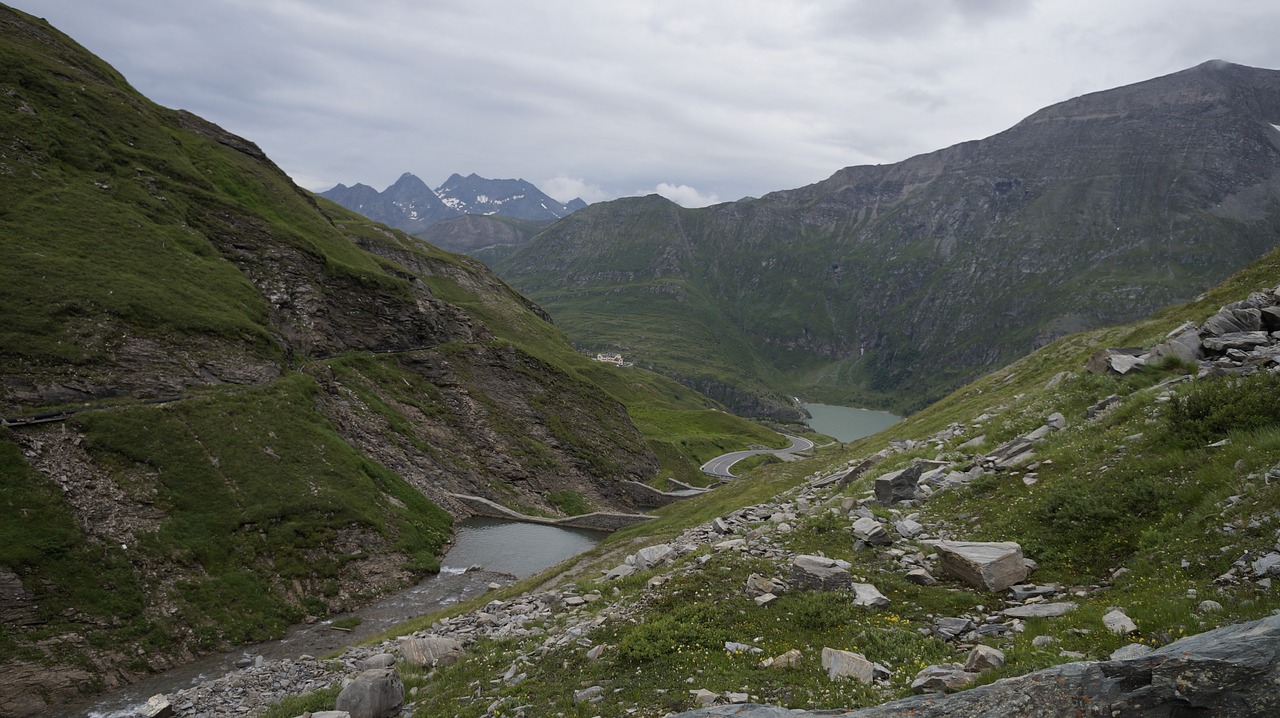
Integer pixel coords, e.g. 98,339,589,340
802,402,901,443
442,516,607,578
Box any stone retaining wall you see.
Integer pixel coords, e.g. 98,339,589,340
448,493,654,531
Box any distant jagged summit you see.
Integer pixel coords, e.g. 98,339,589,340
319,172,585,234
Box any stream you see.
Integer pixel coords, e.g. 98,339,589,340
75,518,606,718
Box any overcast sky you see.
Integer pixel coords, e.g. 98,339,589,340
21,1,1280,207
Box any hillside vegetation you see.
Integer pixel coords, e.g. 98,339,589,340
495,61,1280,417
256,242,1280,717
0,7,783,714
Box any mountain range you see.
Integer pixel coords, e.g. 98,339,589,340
320,172,586,236
490,60,1280,417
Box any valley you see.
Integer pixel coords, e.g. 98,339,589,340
5,3,1280,718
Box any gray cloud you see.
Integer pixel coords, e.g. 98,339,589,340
21,0,1280,206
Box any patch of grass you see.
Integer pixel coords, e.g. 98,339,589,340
547,490,592,516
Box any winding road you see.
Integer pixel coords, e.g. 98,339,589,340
700,434,814,479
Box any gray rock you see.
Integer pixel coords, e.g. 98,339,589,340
933,617,974,640
904,568,937,586
1261,306,1280,332
634,543,676,570
672,614,1280,717
1252,552,1280,577
1203,307,1263,336
1202,331,1272,352
874,463,924,504
1149,328,1204,365
140,694,174,718
1103,609,1138,635
359,653,396,670
893,518,924,539
964,645,1005,672
335,669,404,718
911,663,976,693
1086,347,1145,374
1110,643,1153,660
1199,600,1225,613
852,516,893,545
573,685,604,704
1001,601,1078,618
851,583,890,608
790,554,852,592
821,647,875,683
308,712,353,718
1008,584,1057,601
398,635,463,668
935,541,1029,592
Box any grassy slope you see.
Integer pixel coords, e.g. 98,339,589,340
0,7,788,707
310,246,1280,717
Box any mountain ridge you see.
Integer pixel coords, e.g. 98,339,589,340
493,59,1280,417
319,171,585,236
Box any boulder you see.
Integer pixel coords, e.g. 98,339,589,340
1202,331,1272,352
935,541,1028,592
904,568,937,586
1261,306,1280,332
910,663,975,693
1148,328,1203,365
821,648,876,683
359,653,396,670
1103,609,1138,635
875,464,924,504
334,669,403,718
851,516,893,545
398,635,463,668
893,518,923,539
634,543,676,570
764,648,802,669
964,645,1005,672
851,583,890,608
1252,552,1280,577
1086,347,1145,374
933,617,974,641
140,694,174,718
1202,307,1262,335
790,555,852,592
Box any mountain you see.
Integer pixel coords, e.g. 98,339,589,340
415,212,551,260
493,60,1280,417
321,172,457,233
319,171,585,235
436,172,587,220
0,7,776,713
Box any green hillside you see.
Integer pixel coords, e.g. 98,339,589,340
495,62,1280,418
293,238,1280,718
0,7,785,713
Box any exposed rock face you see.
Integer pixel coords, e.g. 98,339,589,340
674,614,1280,717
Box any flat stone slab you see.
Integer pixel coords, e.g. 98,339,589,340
1001,601,1078,618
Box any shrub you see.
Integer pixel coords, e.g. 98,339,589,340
1165,373,1280,448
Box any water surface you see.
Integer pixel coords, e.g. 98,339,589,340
802,402,901,443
